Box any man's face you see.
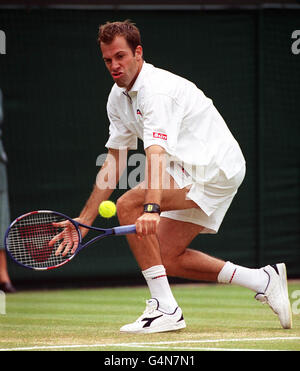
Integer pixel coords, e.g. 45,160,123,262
101,36,143,91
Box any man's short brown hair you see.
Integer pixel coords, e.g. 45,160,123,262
98,20,141,55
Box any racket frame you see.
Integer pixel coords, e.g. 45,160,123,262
4,210,136,271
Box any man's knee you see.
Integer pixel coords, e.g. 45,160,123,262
116,191,143,224
159,239,179,276
116,194,131,223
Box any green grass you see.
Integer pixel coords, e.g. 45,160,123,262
1,283,300,351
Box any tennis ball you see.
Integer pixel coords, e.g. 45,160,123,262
98,200,117,218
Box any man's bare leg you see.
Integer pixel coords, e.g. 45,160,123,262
117,173,291,331
117,172,225,278
158,218,225,282
117,178,269,296
117,176,200,271
116,173,227,315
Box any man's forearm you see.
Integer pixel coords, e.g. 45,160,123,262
79,185,114,225
144,145,166,207
79,148,127,225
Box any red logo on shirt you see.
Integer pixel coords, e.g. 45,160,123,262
153,132,167,141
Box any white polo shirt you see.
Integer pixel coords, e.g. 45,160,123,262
105,61,245,182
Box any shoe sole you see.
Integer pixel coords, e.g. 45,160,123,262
120,320,186,334
277,263,293,329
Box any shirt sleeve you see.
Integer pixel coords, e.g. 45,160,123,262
105,101,138,150
142,94,183,155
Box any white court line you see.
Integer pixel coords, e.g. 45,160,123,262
0,336,299,351
107,344,275,351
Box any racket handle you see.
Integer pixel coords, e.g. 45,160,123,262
113,224,136,236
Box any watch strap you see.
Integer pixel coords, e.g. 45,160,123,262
143,203,161,214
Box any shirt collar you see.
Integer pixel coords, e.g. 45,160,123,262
126,61,150,96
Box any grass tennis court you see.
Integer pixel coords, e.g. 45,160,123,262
1,283,300,351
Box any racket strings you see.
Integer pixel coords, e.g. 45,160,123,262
7,212,74,269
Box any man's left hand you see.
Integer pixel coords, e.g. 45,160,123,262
135,213,160,237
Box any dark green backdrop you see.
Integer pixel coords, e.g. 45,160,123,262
0,8,299,286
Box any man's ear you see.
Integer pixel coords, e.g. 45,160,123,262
135,45,143,61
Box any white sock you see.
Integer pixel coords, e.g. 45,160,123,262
142,265,178,313
217,261,269,293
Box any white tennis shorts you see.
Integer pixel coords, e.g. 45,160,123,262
161,162,246,234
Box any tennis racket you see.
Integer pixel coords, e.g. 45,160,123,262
4,210,136,271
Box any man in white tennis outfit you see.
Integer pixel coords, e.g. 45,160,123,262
63,21,292,332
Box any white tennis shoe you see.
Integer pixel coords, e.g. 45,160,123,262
255,263,292,329
120,298,186,334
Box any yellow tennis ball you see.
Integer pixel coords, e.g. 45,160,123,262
98,200,116,218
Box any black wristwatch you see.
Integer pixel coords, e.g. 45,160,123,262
143,203,161,214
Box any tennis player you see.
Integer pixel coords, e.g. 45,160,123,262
58,20,292,332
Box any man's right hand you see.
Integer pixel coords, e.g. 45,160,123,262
49,218,89,257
